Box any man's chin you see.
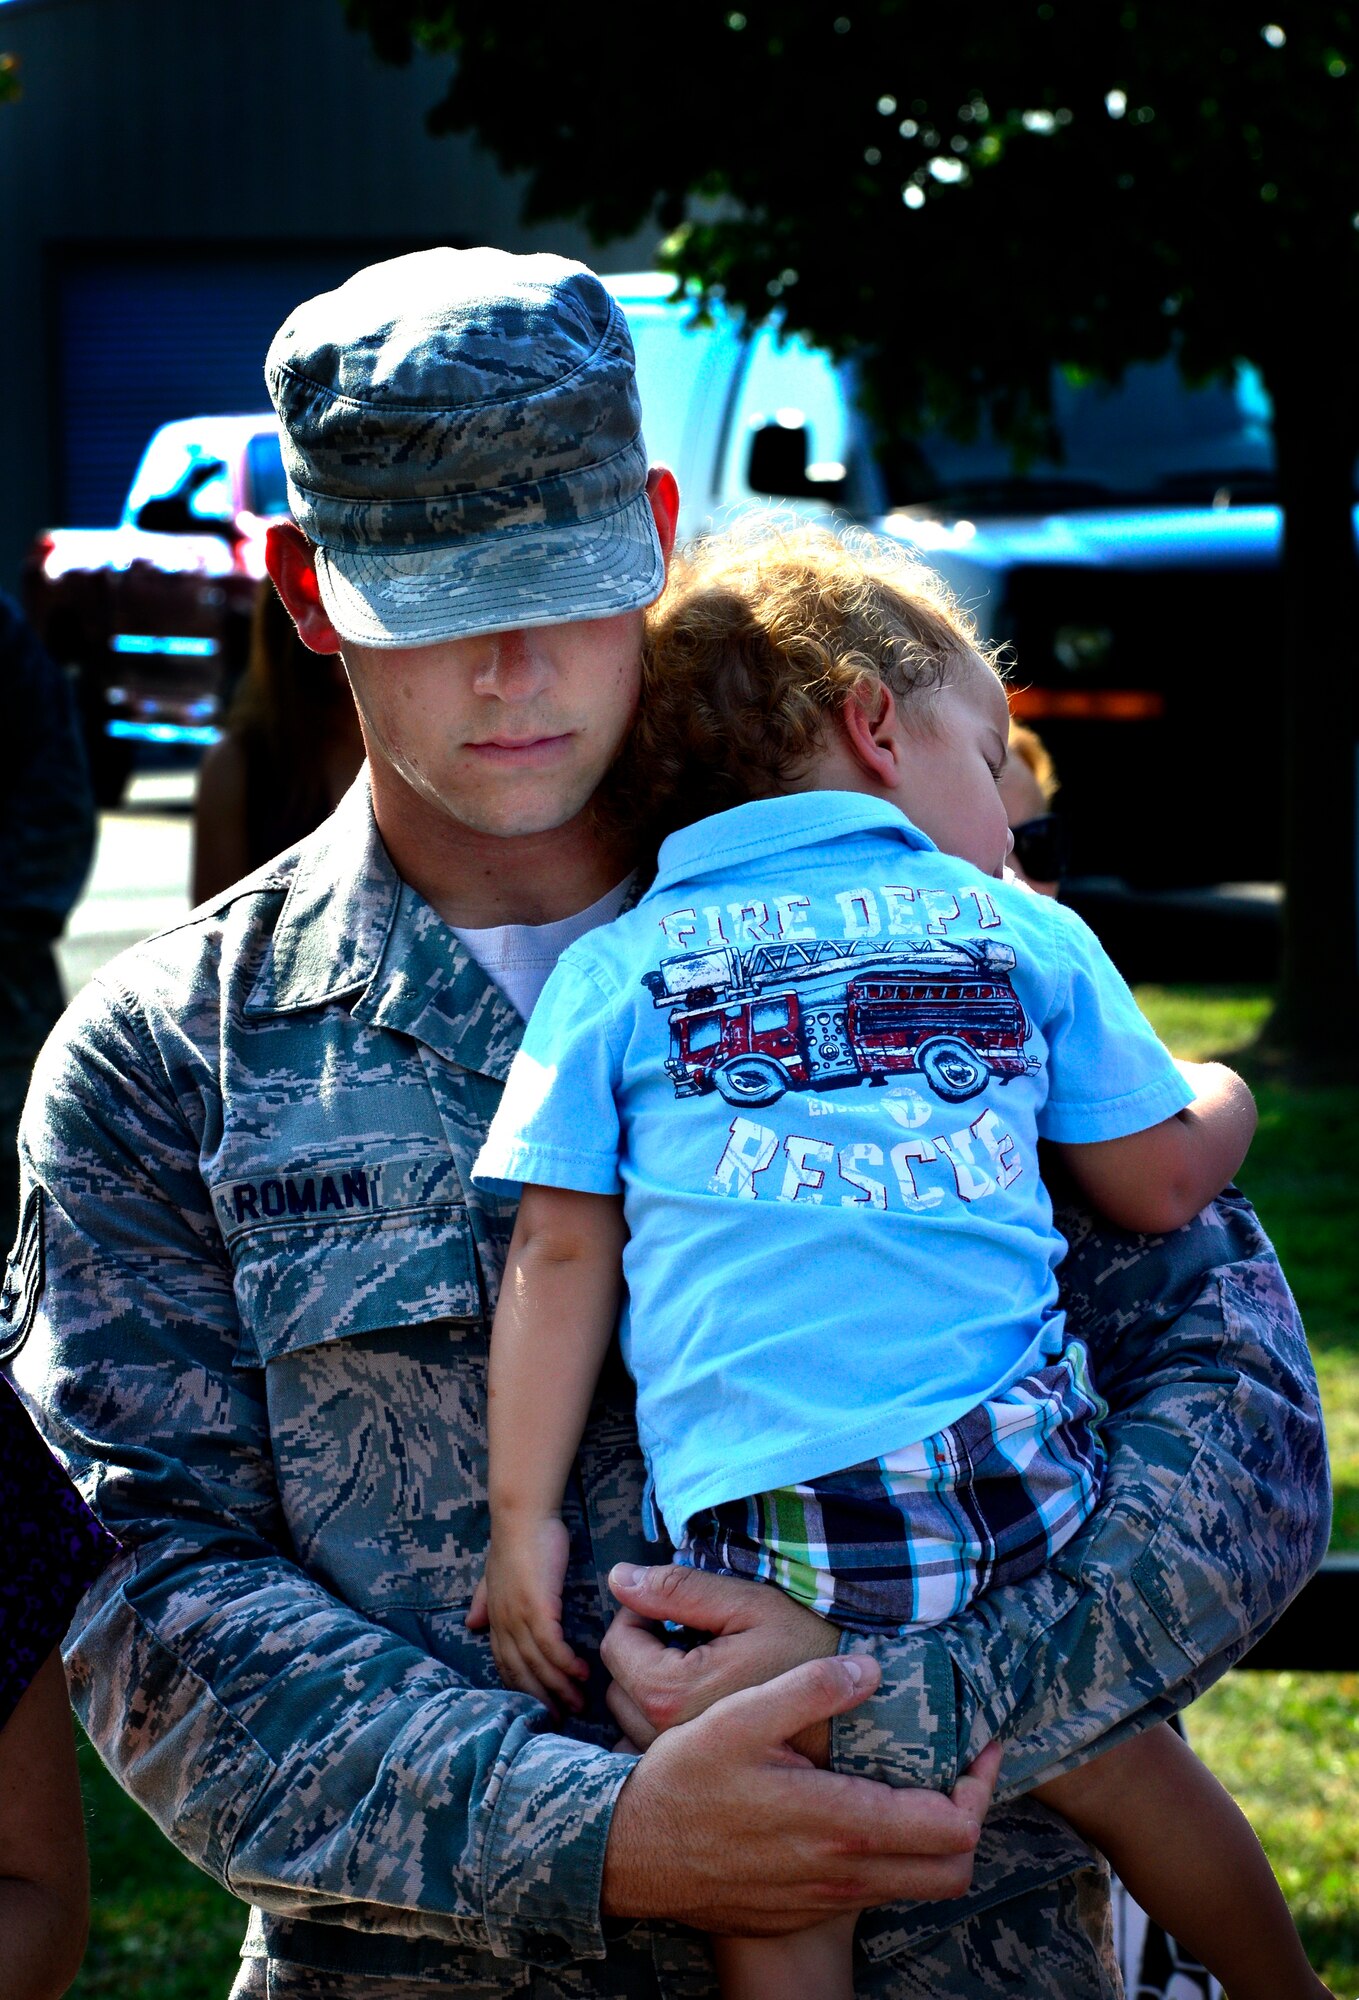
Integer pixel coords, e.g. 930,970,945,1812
378,748,615,846
438,782,603,844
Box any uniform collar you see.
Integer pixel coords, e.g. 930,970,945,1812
353,878,523,1079
243,774,522,1078
243,777,395,1015
648,792,935,897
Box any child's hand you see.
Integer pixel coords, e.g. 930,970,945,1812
468,1515,590,1715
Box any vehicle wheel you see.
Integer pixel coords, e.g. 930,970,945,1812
713,1055,789,1108
916,1037,989,1103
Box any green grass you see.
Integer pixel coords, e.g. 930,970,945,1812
1130,984,1275,1063
71,984,1359,1995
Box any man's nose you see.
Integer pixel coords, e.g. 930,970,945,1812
471,630,551,699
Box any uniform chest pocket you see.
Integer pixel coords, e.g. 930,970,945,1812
215,1152,482,1361
215,1154,493,1620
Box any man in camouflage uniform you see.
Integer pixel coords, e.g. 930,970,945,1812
3,250,1329,1998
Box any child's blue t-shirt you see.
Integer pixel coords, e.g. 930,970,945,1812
472,792,1192,1543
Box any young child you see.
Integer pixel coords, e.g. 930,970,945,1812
469,525,1330,2000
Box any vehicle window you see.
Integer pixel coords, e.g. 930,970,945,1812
246,431,289,517
687,1015,722,1053
752,999,790,1034
722,322,853,502
124,434,235,525
185,462,233,522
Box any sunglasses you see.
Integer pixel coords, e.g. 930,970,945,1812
1009,813,1067,882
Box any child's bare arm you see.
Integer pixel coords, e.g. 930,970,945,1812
1055,1060,1257,1236
472,1183,626,1711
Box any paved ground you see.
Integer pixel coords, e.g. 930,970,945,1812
55,771,195,999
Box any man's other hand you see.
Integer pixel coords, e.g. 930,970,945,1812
602,1562,840,1760
600,1654,998,1933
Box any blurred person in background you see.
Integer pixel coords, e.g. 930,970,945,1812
0,594,95,1254
1000,720,1064,898
0,1367,117,2000
191,582,364,904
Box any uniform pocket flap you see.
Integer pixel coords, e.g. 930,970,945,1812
214,1154,482,1362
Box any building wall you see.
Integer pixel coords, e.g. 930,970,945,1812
0,0,658,586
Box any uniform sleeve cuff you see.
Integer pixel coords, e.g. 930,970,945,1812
831,1627,964,1792
480,1733,637,1963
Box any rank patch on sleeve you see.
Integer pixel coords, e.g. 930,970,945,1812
0,1185,45,1362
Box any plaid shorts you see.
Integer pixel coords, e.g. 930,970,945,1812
676,1340,1106,1634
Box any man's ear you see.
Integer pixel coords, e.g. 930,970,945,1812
646,466,681,572
840,681,902,787
265,522,345,656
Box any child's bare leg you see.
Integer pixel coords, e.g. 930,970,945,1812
712,1913,856,2000
1033,1720,1333,2000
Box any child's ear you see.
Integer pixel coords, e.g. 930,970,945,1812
840,682,902,786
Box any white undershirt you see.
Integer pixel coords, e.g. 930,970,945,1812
451,875,636,1020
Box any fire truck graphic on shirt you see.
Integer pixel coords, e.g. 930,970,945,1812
641,937,1039,1109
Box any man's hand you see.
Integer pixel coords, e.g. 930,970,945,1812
601,1563,840,1760
601,1653,999,1934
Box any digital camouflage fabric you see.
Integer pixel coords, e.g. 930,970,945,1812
4,776,1329,1997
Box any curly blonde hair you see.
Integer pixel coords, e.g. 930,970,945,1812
608,520,1001,852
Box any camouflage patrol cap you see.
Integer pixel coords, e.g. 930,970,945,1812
264,247,664,647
